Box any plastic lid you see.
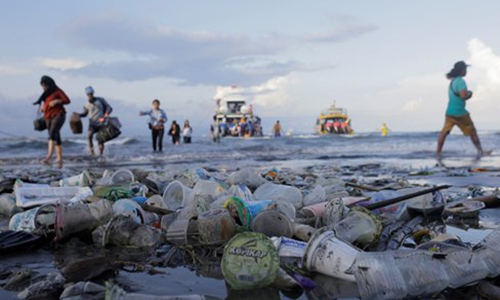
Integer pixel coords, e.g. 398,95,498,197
221,232,280,290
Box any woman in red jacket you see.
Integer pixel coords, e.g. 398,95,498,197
38,76,70,167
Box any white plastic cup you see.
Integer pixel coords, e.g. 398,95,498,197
163,180,194,210
303,228,360,282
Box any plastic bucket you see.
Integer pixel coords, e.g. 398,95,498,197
303,228,360,282
252,210,294,238
112,199,146,224
55,200,113,241
163,180,194,210
221,232,280,290
9,203,56,233
110,169,135,185
196,209,236,245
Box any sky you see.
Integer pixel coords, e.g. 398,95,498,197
1,1,500,138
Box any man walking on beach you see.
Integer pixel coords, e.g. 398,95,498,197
436,61,488,160
79,86,113,156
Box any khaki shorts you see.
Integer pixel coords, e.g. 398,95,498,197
441,114,476,136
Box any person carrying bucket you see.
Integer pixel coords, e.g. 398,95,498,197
79,86,113,156
139,99,168,152
37,76,71,168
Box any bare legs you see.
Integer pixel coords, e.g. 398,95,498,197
55,145,63,168
43,140,54,164
89,132,104,156
436,131,448,160
437,130,486,160
470,131,484,156
43,140,63,167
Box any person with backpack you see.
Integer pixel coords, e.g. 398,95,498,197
436,61,490,161
79,86,113,156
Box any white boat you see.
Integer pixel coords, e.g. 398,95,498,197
215,95,263,137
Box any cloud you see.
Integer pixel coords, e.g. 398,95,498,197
466,38,500,111
57,13,375,86
213,75,293,111
40,58,88,70
304,15,377,43
402,98,423,112
58,14,286,85
0,64,31,76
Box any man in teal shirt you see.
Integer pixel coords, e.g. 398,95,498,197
437,61,488,160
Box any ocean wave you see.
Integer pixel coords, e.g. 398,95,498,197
106,137,141,145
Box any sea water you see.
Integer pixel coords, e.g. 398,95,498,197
1,131,499,170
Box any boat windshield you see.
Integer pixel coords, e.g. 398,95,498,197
227,101,246,114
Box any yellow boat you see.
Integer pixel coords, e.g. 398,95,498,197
315,102,353,135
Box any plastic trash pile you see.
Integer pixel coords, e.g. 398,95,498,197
0,165,500,299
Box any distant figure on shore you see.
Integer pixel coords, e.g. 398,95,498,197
182,120,193,144
38,76,71,168
168,120,181,145
272,120,283,138
211,115,221,144
437,61,489,160
139,99,167,152
79,86,112,156
380,123,390,137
